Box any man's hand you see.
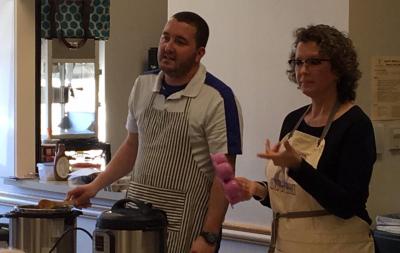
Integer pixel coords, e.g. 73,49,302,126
190,236,216,253
66,183,98,208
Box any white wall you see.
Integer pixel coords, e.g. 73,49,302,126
0,0,15,177
105,1,167,154
168,0,349,229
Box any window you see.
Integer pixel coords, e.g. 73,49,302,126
0,0,36,178
39,39,108,168
0,0,15,177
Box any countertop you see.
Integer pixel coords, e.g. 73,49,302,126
0,178,125,218
0,177,270,244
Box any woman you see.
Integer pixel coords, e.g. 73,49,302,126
230,25,376,253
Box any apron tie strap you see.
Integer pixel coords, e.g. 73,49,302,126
268,210,330,253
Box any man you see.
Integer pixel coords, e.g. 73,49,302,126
67,11,243,253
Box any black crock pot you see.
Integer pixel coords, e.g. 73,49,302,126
93,198,168,253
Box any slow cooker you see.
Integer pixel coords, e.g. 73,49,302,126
3,204,82,253
93,198,168,253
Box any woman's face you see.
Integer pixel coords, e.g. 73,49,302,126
294,41,338,100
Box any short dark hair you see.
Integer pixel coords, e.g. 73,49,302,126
287,24,361,102
172,11,209,48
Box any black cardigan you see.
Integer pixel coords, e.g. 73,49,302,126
258,105,376,225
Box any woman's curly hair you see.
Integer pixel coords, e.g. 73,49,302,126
286,24,361,102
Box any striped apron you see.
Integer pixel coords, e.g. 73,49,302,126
127,94,213,253
266,103,374,253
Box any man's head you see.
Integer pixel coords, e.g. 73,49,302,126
172,11,209,49
157,12,209,84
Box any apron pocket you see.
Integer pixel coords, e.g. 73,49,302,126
127,181,186,232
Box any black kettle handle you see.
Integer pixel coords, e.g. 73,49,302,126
111,198,152,212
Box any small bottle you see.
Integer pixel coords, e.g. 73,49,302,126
53,143,70,181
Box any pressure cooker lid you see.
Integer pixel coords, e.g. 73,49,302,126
4,205,82,219
96,198,168,231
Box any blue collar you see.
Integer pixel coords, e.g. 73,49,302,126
159,79,187,98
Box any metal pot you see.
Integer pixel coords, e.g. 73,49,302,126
2,205,82,253
93,198,168,253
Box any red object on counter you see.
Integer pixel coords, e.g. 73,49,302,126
40,144,56,162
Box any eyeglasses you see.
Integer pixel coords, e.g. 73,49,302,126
288,58,330,67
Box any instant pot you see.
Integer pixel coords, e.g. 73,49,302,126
93,198,168,253
2,205,82,253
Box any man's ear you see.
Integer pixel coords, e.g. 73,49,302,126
196,47,206,62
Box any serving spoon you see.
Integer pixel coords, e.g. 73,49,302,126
37,199,74,209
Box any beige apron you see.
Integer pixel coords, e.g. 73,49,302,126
266,103,374,253
127,94,212,253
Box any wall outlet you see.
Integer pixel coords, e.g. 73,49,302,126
373,122,385,154
389,127,400,150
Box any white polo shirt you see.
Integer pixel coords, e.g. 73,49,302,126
126,64,243,175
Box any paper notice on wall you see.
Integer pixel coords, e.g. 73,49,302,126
371,56,400,120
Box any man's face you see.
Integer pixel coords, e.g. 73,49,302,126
157,19,204,81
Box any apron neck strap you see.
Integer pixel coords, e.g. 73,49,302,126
289,105,311,139
289,100,341,146
318,100,341,145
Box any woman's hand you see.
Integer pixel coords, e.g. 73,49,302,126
257,139,302,169
235,177,264,201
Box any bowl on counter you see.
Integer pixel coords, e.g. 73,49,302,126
37,162,56,181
